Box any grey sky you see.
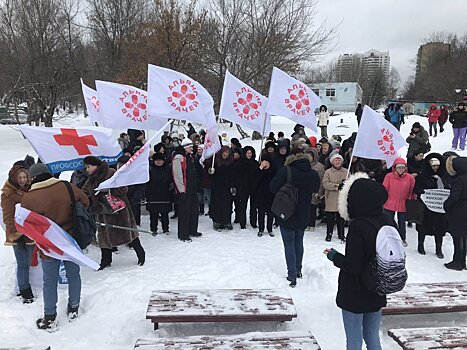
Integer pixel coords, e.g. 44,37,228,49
315,0,467,82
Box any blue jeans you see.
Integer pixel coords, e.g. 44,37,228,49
13,245,34,291
384,209,406,241
342,309,382,350
279,226,304,281
41,258,81,315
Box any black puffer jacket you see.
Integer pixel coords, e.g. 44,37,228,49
331,173,388,313
146,162,173,211
270,153,320,230
444,156,467,236
449,107,467,129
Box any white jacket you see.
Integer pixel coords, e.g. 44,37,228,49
318,111,329,127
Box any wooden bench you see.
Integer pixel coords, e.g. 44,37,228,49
146,289,297,330
383,282,467,315
388,326,467,349
134,331,320,349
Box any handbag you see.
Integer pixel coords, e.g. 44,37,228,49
405,199,425,225
98,191,127,214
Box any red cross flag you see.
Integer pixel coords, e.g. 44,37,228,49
219,70,271,135
96,120,172,190
15,204,99,270
352,106,406,167
18,125,122,174
95,80,168,130
81,79,104,125
266,67,320,133
147,65,215,126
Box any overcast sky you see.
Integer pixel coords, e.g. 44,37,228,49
315,0,467,82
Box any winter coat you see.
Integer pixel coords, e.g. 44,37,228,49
406,126,429,157
232,157,250,199
414,153,447,236
439,107,449,125
307,148,325,205
427,107,441,123
187,125,197,138
444,157,467,236
331,173,388,313
146,162,173,212
255,159,277,209
270,153,320,230
407,156,424,177
323,166,347,212
127,184,145,208
82,162,138,249
172,148,198,195
355,105,363,122
383,158,415,213
318,111,329,127
70,170,88,189
389,109,403,124
449,109,467,129
240,146,259,197
209,148,234,224
21,177,89,239
2,181,34,245
118,137,130,150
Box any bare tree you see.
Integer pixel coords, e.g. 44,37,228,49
387,67,401,100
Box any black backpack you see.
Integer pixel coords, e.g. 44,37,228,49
271,166,299,221
63,181,96,250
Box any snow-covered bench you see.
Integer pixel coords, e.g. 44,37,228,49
382,282,467,315
134,331,321,349
146,289,297,330
388,326,467,349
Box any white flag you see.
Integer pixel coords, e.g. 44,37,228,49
19,125,122,174
266,67,320,132
147,65,214,125
200,112,222,165
81,79,104,125
219,70,271,135
352,106,406,167
96,120,172,190
95,80,167,130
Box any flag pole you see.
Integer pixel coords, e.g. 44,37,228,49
345,151,353,180
258,113,269,162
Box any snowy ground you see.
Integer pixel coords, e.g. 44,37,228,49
1,112,466,349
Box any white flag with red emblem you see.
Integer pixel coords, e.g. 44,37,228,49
18,125,122,174
266,67,320,133
352,106,406,167
14,205,99,270
81,79,103,125
147,65,215,125
96,120,172,190
200,111,222,165
95,80,167,130
219,70,271,135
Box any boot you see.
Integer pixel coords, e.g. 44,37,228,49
98,248,112,270
130,238,145,266
286,277,296,288
67,304,79,322
444,261,464,271
36,314,57,332
325,233,332,242
297,271,303,279
435,244,444,259
20,287,35,304
417,232,426,255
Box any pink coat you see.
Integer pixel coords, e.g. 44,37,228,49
383,158,415,212
427,107,441,123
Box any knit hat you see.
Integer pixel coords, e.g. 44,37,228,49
29,163,52,178
412,122,421,129
330,153,343,163
83,156,103,167
181,138,193,148
429,158,440,166
152,152,166,161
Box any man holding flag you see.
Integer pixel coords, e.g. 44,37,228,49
19,163,90,331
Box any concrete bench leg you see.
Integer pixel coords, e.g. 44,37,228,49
153,322,159,330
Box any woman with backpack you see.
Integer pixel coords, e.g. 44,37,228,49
324,172,389,350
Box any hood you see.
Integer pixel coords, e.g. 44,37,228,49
306,148,319,163
392,157,407,172
243,146,257,161
430,104,437,109
422,153,445,177
285,153,312,171
447,156,467,176
338,172,388,221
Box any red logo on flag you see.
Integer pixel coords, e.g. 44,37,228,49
53,128,97,155
377,128,396,156
233,88,262,121
285,84,311,116
167,79,199,112
88,96,100,112
119,90,148,123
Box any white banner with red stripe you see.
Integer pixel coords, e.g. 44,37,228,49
81,79,104,125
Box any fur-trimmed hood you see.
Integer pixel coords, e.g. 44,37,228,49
285,152,309,166
446,156,467,177
338,172,388,221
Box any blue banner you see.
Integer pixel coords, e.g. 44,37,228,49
47,152,123,174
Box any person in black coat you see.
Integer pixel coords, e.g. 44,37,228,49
146,153,173,234
231,148,249,229
355,103,363,126
444,156,467,270
414,153,447,258
271,139,290,171
255,154,276,236
209,146,235,230
187,123,197,139
407,150,424,179
324,172,387,349
243,146,259,228
270,150,320,287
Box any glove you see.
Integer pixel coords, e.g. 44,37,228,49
15,235,27,249
327,248,338,261
230,187,237,196
338,181,345,190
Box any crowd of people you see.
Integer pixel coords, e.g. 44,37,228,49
3,103,467,347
